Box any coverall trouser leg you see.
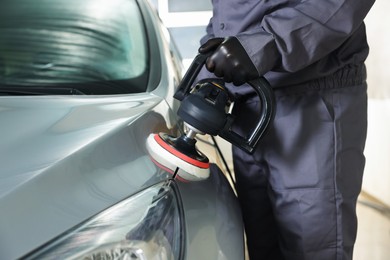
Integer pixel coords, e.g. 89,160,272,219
233,82,367,260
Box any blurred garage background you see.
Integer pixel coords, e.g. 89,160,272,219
151,0,390,259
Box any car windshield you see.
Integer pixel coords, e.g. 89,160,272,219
0,0,149,95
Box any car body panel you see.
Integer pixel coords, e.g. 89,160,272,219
177,165,244,260
0,94,177,259
0,0,244,259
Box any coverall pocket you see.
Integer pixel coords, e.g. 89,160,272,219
266,91,336,190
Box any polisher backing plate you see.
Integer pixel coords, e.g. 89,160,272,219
146,133,210,182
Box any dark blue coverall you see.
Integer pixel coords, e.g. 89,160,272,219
198,0,376,259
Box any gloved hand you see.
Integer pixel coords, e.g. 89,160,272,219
199,37,259,86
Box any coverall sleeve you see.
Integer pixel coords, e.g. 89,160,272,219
237,0,375,76
200,17,215,45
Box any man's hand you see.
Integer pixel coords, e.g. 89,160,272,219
199,37,259,86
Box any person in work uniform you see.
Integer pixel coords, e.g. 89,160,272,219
197,0,376,259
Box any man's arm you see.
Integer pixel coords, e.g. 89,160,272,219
200,17,215,45
238,0,376,75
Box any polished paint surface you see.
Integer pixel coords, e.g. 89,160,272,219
0,94,174,258
0,0,245,259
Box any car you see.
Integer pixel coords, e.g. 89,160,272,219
0,0,244,259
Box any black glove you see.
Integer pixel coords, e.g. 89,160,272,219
199,37,259,86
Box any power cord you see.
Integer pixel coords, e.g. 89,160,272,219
358,192,390,219
210,136,236,187
195,135,236,188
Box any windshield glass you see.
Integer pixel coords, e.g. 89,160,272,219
0,0,149,94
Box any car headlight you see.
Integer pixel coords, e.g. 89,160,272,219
25,181,184,260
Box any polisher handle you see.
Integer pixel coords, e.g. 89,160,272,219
174,51,275,154
219,77,275,154
173,52,211,101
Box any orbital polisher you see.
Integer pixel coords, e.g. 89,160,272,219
146,52,275,182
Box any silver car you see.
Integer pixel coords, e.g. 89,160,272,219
0,0,244,259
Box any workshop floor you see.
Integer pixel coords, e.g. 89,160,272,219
354,193,390,260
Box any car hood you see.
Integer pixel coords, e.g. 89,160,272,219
0,94,176,259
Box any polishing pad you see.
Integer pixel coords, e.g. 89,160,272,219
146,133,210,182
